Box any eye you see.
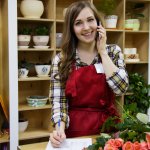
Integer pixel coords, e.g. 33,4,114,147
88,18,94,22
75,21,82,26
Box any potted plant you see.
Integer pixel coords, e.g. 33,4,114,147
18,60,34,78
18,27,32,49
33,26,50,48
125,3,145,31
124,73,150,115
98,0,118,29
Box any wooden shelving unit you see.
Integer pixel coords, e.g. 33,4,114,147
0,0,148,149
16,0,150,147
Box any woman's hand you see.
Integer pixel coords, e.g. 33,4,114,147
49,121,66,148
96,25,107,55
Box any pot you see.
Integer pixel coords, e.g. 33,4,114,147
20,0,44,19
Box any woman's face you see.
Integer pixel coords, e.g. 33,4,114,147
73,7,97,44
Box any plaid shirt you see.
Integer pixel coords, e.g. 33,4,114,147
49,44,129,128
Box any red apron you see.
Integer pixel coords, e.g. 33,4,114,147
65,64,118,138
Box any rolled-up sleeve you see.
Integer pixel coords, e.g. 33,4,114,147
106,45,129,95
49,53,69,128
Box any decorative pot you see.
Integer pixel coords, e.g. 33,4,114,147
56,33,63,48
35,65,51,77
20,0,44,19
19,119,28,132
105,15,118,29
125,19,140,31
133,19,140,31
18,68,29,78
33,35,49,46
18,35,31,48
125,19,134,30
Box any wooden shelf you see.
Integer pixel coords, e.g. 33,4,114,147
19,104,51,111
17,17,54,22
56,19,64,23
125,30,149,33
125,61,148,64
18,48,54,52
106,29,124,32
18,77,50,81
19,128,50,140
0,135,9,143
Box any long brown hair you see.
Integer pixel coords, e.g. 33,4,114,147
56,1,101,87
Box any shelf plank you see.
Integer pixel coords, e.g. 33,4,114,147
125,30,149,33
19,104,51,111
125,61,148,64
19,128,50,140
0,134,9,143
18,48,54,52
56,19,64,23
17,17,54,22
18,77,50,82
106,29,124,32
127,0,150,2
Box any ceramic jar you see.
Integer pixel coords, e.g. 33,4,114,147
56,33,63,48
20,0,44,19
125,19,140,31
105,15,118,29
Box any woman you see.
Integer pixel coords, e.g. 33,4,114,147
49,1,128,148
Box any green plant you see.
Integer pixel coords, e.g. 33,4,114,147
98,0,117,15
124,73,150,115
18,27,32,35
34,26,49,35
85,111,150,150
18,60,34,70
126,3,145,19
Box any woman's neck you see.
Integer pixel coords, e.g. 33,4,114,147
77,41,96,53
77,41,97,65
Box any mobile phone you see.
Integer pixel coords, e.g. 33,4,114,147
96,21,101,39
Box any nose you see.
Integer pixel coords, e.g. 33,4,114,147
82,22,90,30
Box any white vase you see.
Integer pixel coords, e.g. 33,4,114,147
20,0,44,19
105,15,118,29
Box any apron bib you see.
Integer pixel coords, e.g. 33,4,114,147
65,64,118,137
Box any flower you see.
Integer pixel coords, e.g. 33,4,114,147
85,112,150,150
140,142,148,150
122,141,134,150
104,144,118,150
133,141,141,150
146,132,150,149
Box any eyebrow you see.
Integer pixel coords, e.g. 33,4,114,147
75,16,95,22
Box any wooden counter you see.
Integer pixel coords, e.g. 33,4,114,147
18,135,98,150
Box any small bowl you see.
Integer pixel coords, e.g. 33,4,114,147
26,95,48,107
19,119,28,132
35,65,50,77
18,68,29,78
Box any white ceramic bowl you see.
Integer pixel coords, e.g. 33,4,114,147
26,95,48,107
35,65,50,77
19,119,28,132
18,68,29,78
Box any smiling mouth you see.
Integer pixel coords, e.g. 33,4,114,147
82,31,94,37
